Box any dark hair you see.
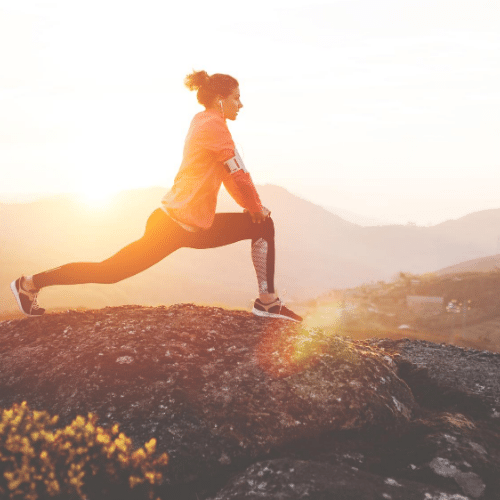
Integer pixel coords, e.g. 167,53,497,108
184,70,239,107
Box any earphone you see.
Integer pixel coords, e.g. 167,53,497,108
219,100,224,117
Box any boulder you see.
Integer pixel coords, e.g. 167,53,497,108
365,338,500,421
209,458,471,500
1,305,499,499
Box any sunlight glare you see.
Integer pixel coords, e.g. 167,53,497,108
75,184,118,210
254,298,354,378
303,303,344,331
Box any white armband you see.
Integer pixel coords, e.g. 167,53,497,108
224,150,248,174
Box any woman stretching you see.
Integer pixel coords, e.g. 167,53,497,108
11,70,302,322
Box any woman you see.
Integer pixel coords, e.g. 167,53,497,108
11,70,302,322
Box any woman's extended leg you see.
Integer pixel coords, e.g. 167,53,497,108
32,209,185,288
11,209,187,316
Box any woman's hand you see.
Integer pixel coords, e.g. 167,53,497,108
246,207,271,223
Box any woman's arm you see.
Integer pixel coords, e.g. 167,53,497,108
221,150,264,214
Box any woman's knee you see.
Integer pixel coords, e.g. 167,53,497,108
250,216,274,244
260,216,275,240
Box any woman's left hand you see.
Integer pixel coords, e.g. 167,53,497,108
246,207,271,223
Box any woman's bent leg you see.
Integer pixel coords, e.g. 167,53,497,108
185,212,301,321
184,212,276,295
33,209,185,288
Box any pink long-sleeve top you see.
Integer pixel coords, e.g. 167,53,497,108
161,109,263,231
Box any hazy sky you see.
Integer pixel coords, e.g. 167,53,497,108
1,0,499,225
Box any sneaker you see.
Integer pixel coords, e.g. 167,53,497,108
252,298,303,322
10,277,45,317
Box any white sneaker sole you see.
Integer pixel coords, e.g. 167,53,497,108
252,307,301,322
10,280,28,316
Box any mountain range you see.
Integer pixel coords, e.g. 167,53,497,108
2,184,500,316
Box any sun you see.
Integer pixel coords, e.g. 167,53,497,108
76,184,118,209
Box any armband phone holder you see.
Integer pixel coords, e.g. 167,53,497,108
224,150,248,174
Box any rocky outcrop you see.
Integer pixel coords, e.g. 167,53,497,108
366,338,500,420
210,458,472,500
0,304,499,499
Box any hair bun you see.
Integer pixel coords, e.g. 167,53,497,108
184,70,210,91
184,70,238,108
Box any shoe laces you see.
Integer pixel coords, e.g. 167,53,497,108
22,285,41,310
277,290,288,312
30,292,42,311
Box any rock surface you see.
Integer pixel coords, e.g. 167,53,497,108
209,458,472,500
366,338,500,420
0,304,499,499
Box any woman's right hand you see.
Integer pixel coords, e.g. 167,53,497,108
247,207,271,223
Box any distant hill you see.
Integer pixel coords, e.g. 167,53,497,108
435,253,500,276
330,269,500,353
2,185,500,316
320,204,393,226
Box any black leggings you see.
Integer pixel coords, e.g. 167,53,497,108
33,209,275,294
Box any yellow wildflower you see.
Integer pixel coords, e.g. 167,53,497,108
129,475,143,488
3,409,14,420
70,475,84,488
145,471,156,484
44,432,55,443
106,443,116,456
73,416,85,427
96,433,111,445
7,475,22,491
115,435,129,453
47,479,60,495
133,448,146,461
145,438,156,455
64,427,75,437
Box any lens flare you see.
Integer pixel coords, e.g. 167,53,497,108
256,302,348,378
302,302,343,331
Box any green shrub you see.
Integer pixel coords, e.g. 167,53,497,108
0,401,169,499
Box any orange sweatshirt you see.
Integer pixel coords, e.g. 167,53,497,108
161,109,263,230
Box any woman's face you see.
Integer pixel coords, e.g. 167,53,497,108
220,86,243,120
